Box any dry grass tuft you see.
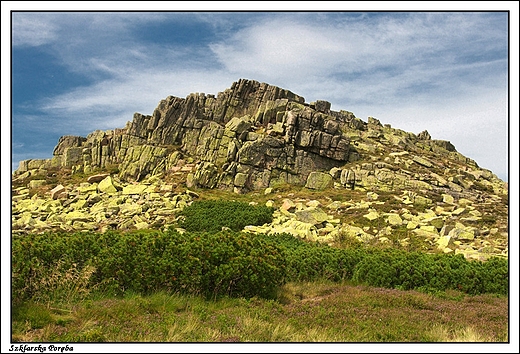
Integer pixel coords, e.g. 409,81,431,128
428,324,505,342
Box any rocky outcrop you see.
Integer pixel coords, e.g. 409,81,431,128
242,190,507,261
15,80,357,189
12,79,508,261
13,79,505,201
12,168,507,261
12,174,197,235
14,79,506,201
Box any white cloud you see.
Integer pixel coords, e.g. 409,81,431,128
36,69,239,132
11,12,172,48
211,21,351,78
209,13,506,82
11,13,58,47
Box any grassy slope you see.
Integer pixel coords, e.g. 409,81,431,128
12,281,508,343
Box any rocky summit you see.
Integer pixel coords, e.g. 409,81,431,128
12,79,508,260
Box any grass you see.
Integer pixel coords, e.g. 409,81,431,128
11,281,508,343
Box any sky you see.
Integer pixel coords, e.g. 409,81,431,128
3,5,516,182
2,3,520,353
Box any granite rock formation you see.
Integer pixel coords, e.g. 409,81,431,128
13,79,506,198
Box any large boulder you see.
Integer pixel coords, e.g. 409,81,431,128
305,172,332,190
50,184,67,200
87,173,110,183
53,135,87,156
98,176,119,194
295,207,329,225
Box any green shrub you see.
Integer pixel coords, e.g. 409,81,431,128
11,232,105,301
351,250,508,295
263,233,366,283
178,200,274,232
12,230,286,301
12,229,508,303
95,229,287,298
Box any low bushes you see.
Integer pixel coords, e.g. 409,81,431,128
353,249,509,295
12,230,286,301
178,200,275,233
350,248,508,295
12,230,508,303
261,233,366,282
266,234,507,296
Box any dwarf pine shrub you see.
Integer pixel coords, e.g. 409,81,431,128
12,230,286,301
178,200,275,232
12,230,508,303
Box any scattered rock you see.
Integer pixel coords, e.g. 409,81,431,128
50,184,67,200
295,207,329,225
363,210,380,221
98,176,119,194
386,213,403,226
87,173,110,183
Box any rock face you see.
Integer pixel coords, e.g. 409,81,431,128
15,79,353,190
13,79,506,198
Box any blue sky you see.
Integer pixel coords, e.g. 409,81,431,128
4,6,516,182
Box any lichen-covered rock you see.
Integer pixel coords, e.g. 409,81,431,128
122,184,149,195
412,155,433,168
234,173,248,187
294,207,329,225
385,213,403,226
64,210,93,223
53,135,87,156
341,225,375,243
11,79,508,260
28,180,46,189
97,176,119,194
428,217,445,230
363,210,380,221
13,78,507,208
305,172,332,190
442,193,455,204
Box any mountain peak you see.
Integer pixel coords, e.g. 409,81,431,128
14,79,505,196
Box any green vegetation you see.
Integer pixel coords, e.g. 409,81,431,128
350,248,508,295
264,233,508,295
11,283,508,343
12,230,285,301
178,200,275,232
13,229,508,306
